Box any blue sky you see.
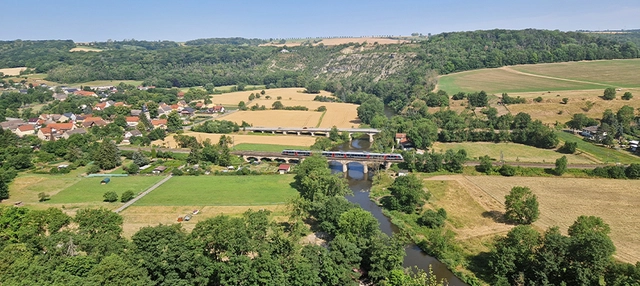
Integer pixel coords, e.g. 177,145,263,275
4,0,639,41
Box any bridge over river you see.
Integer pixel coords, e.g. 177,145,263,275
243,127,380,142
232,150,403,173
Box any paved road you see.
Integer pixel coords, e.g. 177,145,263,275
114,175,172,213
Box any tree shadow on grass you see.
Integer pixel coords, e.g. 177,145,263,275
467,251,494,283
482,210,507,224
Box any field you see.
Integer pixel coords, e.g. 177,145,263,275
233,143,310,152
513,59,640,88
135,175,298,206
555,131,640,164
69,46,103,52
506,88,640,124
120,204,289,237
437,67,605,94
431,141,598,164
73,79,143,87
48,176,164,204
459,175,640,263
223,110,323,128
152,131,316,148
2,168,86,207
260,37,409,47
0,67,27,76
209,88,323,105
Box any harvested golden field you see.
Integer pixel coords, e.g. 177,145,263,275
152,131,316,148
223,110,323,128
432,141,597,164
69,47,103,52
507,88,640,124
256,100,360,128
0,67,26,76
512,59,640,88
463,175,640,263
120,205,288,237
261,37,409,47
209,88,329,106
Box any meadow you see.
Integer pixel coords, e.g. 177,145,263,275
437,59,640,94
48,176,164,204
555,131,640,164
134,175,298,206
463,175,640,263
431,141,597,164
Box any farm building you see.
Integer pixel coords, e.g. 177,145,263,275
152,166,167,174
278,164,291,174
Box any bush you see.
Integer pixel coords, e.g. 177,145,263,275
38,192,50,202
499,164,516,176
558,141,577,154
121,190,135,202
591,165,627,179
534,96,543,103
418,208,447,228
126,163,139,174
554,156,567,175
103,191,118,202
626,164,640,179
172,168,184,176
504,186,539,224
603,87,616,100
316,106,327,112
87,164,100,174
476,155,493,174
621,92,633,100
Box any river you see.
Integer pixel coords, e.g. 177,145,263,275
332,139,467,286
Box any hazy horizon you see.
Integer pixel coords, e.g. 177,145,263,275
3,0,640,42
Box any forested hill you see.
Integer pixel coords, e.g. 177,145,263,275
420,29,640,74
1,29,638,93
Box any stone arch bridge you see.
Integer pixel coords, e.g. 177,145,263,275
232,151,403,173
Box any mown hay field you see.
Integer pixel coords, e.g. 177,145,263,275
512,59,640,88
251,100,360,128
260,37,409,47
152,131,316,148
209,88,327,105
121,204,289,237
0,67,27,76
464,175,640,263
222,110,323,128
506,88,640,124
431,141,597,164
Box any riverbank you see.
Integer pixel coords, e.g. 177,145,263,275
369,172,488,286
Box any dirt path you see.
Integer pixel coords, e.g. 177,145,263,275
500,66,611,87
114,175,172,213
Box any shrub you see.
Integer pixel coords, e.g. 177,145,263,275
316,106,327,112
87,164,100,174
121,190,135,202
126,163,139,175
603,87,616,100
504,186,539,224
534,96,543,103
103,191,118,202
554,156,567,176
558,141,577,154
626,164,640,179
418,208,447,228
621,92,633,100
499,164,516,176
38,192,50,202
476,155,493,174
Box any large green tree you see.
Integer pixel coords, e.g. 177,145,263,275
356,97,384,125
166,111,182,133
94,140,121,170
384,174,428,213
603,87,617,100
406,119,438,149
504,186,539,224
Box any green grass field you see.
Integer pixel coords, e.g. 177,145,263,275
432,141,598,164
438,59,640,94
48,176,164,204
73,80,143,87
133,175,299,206
555,131,640,164
233,143,310,152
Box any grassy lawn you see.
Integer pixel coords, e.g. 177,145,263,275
134,175,298,206
555,131,640,164
431,141,597,164
72,80,143,87
3,167,87,205
233,143,310,152
48,176,164,204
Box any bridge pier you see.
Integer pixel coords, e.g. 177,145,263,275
311,132,315,137
363,164,368,173
325,133,330,137
297,132,300,135
368,133,374,142
342,163,348,173
349,133,353,141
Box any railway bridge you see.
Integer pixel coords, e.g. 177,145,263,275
243,127,380,142
231,151,403,173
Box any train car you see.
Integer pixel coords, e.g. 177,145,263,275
282,150,313,156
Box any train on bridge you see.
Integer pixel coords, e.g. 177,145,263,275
281,150,404,161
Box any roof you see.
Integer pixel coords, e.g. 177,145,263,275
65,128,87,136
47,122,74,130
583,126,599,132
127,130,143,136
17,125,34,132
278,164,291,170
74,90,97,96
82,120,107,127
151,119,167,126
395,133,407,139
154,166,167,171
126,116,139,122
131,109,142,116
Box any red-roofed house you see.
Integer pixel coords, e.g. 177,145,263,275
74,90,97,97
177,91,185,97
126,116,139,127
278,164,291,174
151,119,167,129
38,123,75,140
13,125,35,137
93,101,111,111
